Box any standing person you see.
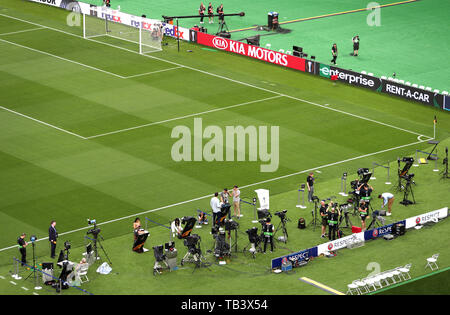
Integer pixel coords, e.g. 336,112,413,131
378,192,394,216
306,172,315,202
220,188,231,218
232,185,241,218
359,200,369,231
327,203,340,241
17,233,28,266
217,4,224,25
49,221,58,259
331,43,338,65
208,2,214,24
211,192,221,225
199,2,206,24
319,200,328,238
262,217,274,253
352,35,360,56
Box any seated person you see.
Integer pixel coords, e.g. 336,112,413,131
133,217,146,240
198,211,208,225
67,258,88,285
171,218,183,238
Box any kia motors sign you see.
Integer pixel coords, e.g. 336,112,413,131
197,32,305,72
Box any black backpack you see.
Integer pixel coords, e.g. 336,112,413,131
298,218,306,229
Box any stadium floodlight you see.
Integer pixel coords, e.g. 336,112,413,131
82,7,163,54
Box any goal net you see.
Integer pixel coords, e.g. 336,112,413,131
82,6,163,54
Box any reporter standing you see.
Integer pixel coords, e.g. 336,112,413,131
327,204,340,241
352,35,360,56
49,220,58,259
331,43,338,65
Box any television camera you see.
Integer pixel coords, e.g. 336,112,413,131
180,234,208,269
243,227,263,258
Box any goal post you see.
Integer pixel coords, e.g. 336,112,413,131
82,6,163,54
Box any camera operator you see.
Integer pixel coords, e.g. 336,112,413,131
359,200,369,231
319,200,328,238
17,233,28,266
357,183,373,205
220,188,231,219
327,203,341,241
262,217,274,253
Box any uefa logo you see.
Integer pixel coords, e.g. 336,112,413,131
328,243,333,250
372,229,378,238
416,217,421,224
212,37,228,50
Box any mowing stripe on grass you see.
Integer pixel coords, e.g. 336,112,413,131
85,95,283,139
0,12,432,141
0,138,428,253
367,266,450,295
300,277,345,295
0,106,87,140
229,0,420,33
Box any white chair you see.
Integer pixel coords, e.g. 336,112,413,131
265,43,271,49
368,72,374,76
426,87,432,91
412,84,418,88
285,50,291,55
398,263,412,280
405,82,411,86
278,49,285,53
433,89,439,93
346,282,360,295
77,263,90,283
354,279,369,294
399,80,404,84
442,91,448,95
425,254,439,271
381,76,387,80
361,277,377,292
361,71,367,74
419,85,425,89
391,267,403,283
377,271,391,287
384,269,398,284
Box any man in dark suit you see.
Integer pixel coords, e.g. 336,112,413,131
49,221,58,259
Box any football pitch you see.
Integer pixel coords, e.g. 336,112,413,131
0,0,449,296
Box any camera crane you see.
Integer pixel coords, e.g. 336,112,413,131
162,12,245,51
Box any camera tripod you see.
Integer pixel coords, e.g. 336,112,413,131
87,233,112,265
339,210,354,229
274,216,289,243
216,17,229,34
400,180,416,206
24,242,42,290
367,214,384,230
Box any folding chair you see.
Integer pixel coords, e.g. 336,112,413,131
354,279,369,294
361,277,377,292
346,282,360,295
77,263,90,283
425,254,439,271
398,263,412,280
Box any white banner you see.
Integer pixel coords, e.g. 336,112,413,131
317,232,365,255
405,207,448,229
27,0,190,41
255,189,269,210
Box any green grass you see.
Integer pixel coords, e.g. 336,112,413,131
0,0,449,295
80,0,450,92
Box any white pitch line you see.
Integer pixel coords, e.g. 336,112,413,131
0,12,432,140
0,27,45,36
85,95,283,139
0,106,87,139
0,137,429,253
0,38,126,79
21,286,29,291
123,66,183,79
10,281,16,285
